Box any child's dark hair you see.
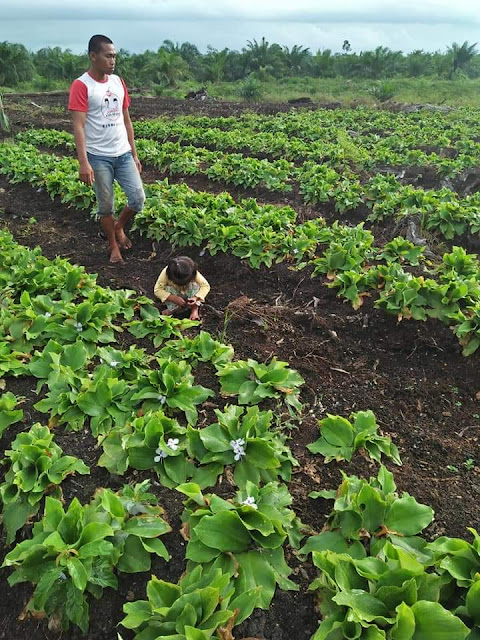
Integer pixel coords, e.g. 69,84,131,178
166,256,197,286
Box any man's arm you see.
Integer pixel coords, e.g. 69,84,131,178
123,108,142,174
72,111,95,185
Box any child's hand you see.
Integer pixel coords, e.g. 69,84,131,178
187,297,201,307
167,294,187,308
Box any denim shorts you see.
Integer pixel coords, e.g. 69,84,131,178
87,150,145,216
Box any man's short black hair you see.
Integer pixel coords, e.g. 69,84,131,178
88,35,113,54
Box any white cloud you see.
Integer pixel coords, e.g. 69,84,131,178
1,0,479,53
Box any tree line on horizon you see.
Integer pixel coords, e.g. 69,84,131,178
0,38,478,89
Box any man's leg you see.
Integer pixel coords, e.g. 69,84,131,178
100,215,123,263
89,155,123,263
115,151,145,250
114,205,135,250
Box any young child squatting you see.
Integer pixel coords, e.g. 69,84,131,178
154,256,210,321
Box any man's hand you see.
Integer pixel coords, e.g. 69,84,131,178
79,162,95,185
133,155,142,174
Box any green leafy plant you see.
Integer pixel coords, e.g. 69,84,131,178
121,564,259,639
0,340,30,377
0,423,90,544
158,330,234,367
301,466,434,559
178,481,305,609
131,358,214,425
0,391,24,435
309,541,470,640
2,481,170,632
28,339,88,393
98,409,195,488
187,404,298,488
307,410,402,466
377,237,425,266
35,362,134,436
127,303,199,347
368,80,397,102
216,357,304,412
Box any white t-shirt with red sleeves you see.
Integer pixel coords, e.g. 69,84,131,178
68,72,132,157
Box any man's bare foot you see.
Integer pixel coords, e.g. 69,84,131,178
115,224,132,249
109,248,124,263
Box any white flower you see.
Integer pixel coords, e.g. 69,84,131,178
167,438,179,451
158,395,166,405
75,322,83,332
154,448,167,462
44,312,52,318
230,438,246,461
99,358,104,363
109,360,119,368
242,496,258,510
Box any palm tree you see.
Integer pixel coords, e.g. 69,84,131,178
448,41,478,75
204,48,229,83
282,44,310,75
311,49,336,78
161,40,181,55
359,46,402,79
244,37,285,77
0,42,35,86
140,50,189,87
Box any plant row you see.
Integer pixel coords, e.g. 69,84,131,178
12,133,480,242
131,109,480,176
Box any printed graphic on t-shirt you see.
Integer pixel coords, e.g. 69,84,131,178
101,90,121,120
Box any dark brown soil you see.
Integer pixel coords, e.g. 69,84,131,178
0,97,479,640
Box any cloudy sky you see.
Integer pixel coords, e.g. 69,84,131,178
1,0,479,54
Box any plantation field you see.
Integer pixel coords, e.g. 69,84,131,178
0,95,480,640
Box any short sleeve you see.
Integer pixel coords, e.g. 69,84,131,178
68,79,88,112
120,77,131,110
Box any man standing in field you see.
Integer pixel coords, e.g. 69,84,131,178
68,34,145,263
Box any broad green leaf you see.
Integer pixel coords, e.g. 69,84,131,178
77,522,114,547
194,511,250,552
390,601,415,640
300,531,366,559
333,590,391,622
147,576,181,609
67,557,89,591
466,579,480,626
123,516,170,538
177,482,205,506
32,566,64,609
385,496,433,536
236,550,277,609
410,600,469,639
100,490,125,519
141,537,170,561
121,600,152,629
320,415,354,447
117,535,151,573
